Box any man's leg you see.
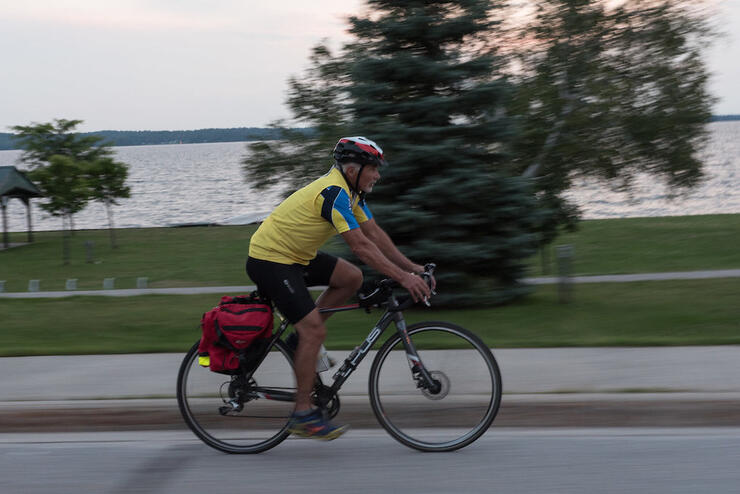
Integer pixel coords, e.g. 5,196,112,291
292,308,326,412
291,258,360,412
315,258,363,321
287,256,354,439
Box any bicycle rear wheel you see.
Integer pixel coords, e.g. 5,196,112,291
369,322,502,452
177,339,295,454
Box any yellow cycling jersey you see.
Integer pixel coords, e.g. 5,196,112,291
249,167,373,265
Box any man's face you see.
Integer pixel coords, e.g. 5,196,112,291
348,164,381,193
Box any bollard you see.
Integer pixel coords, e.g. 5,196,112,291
85,240,94,264
136,277,148,289
0,280,5,293
65,279,78,290
556,244,574,304
28,279,40,292
103,278,115,290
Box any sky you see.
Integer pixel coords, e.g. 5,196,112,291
1,0,738,133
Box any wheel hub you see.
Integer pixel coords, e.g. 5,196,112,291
421,371,450,400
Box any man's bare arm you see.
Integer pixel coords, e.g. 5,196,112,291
360,219,424,273
341,227,430,302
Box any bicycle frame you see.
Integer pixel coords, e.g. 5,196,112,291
243,294,440,406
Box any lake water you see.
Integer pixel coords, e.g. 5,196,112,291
1,122,738,232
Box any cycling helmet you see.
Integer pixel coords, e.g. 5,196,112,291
332,136,388,167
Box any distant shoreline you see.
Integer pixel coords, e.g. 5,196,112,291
1,118,738,151
0,127,313,151
710,115,740,122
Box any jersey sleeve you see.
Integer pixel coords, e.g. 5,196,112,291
319,186,361,233
353,196,373,223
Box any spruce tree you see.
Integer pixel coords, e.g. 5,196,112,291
345,0,540,305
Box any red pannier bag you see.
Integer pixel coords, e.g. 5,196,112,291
198,294,273,374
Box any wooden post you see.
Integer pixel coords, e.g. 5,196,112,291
556,244,574,304
24,197,33,243
1,196,8,249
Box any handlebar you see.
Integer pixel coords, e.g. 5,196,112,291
357,263,436,311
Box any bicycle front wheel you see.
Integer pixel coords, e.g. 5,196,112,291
177,339,295,454
369,322,502,452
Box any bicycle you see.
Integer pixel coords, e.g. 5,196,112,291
176,264,502,453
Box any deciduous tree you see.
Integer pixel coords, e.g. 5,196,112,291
12,119,131,260
86,157,131,248
509,0,715,240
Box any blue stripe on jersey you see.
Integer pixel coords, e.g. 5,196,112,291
358,197,373,220
320,186,360,230
333,188,360,230
320,186,342,223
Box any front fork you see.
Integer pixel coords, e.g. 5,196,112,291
392,311,441,394
327,298,439,398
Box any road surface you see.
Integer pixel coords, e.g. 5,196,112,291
2,428,739,493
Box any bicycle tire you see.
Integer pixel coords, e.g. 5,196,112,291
368,321,502,452
177,339,295,454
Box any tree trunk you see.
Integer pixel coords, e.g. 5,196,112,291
105,201,118,249
62,214,71,265
522,79,575,179
521,98,573,179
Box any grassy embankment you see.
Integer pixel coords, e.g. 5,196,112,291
1,214,738,355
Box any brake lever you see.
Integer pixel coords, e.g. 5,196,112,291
421,263,436,307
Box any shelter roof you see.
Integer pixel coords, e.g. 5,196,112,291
0,166,42,198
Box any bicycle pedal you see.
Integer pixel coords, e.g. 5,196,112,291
219,400,243,415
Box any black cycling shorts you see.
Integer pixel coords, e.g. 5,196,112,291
246,252,339,324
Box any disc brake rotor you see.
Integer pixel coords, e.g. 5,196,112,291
421,370,450,400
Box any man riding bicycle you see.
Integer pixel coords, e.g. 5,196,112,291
247,136,434,440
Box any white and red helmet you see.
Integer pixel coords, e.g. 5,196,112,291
332,136,388,167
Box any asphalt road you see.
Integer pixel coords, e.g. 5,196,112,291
2,428,739,494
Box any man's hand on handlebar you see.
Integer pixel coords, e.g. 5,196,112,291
398,263,436,304
399,271,431,303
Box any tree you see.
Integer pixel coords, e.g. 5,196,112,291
509,0,715,238
12,119,112,168
341,0,541,305
12,119,107,235
243,0,715,303
86,157,131,248
244,1,542,306
12,119,131,260
28,155,89,264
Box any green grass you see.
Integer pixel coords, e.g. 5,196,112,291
0,226,259,292
2,213,739,355
2,214,738,293
530,214,740,276
1,278,737,356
